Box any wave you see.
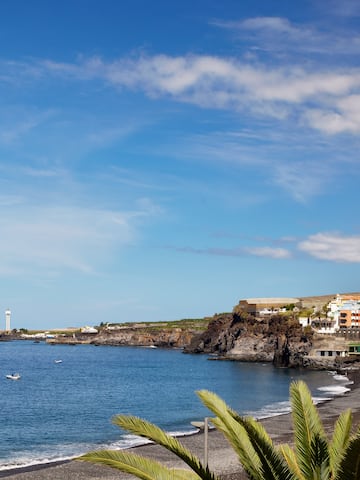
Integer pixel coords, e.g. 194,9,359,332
1,377,353,474
0,429,199,472
245,377,352,420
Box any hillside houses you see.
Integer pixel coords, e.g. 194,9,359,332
328,294,360,330
235,294,360,359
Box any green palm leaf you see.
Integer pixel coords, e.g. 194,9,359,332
290,381,326,479
337,434,360,480
309,434,330,480
80,449,201,480
230,414,295,480
329,408,352,477
79,381,360,480
280,444,304,480
197,390,263,479
113,415,218,480
198,389,294,480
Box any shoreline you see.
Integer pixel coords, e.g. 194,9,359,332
1,369,360,479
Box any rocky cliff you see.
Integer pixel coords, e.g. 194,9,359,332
184,312,313,367
184,310,360,370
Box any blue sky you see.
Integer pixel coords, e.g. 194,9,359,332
1,0,360,330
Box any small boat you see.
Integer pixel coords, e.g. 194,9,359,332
6,373,21,380
54,359,63,364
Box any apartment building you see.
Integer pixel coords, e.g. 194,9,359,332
327,294,360,331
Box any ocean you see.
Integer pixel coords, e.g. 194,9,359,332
0,340,352,471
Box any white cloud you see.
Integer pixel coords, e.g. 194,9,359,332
273,161,333,203
244,246,292,259
35,54,360,134
305,95,360,134
2,52,360,135
298,233,360,262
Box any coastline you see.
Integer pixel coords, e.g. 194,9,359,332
1,370,360,480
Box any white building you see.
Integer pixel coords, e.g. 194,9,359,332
5,309,11,331
326,294,360,331
80,326,98,334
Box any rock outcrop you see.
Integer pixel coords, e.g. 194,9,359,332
184,312,316,367
93,325,195,348
184,310,360,370
48,325,200,349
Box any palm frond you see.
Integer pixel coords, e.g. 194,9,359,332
210,415,264,480
79,449,201,480
232,414,296,480
289,381,325,479
197,390,263,479
198,389,294,480
309,434,330,479
337,434,360,480
279,444,304,480
329,408,352,477
113,415,218,480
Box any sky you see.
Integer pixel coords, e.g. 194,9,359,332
1,0,360,330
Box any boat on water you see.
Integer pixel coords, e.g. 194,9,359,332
6,373,21,380
54,359,63,364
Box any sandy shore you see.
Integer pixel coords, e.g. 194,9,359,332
1,370,360,480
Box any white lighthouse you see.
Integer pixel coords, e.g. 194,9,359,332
5,309,11,332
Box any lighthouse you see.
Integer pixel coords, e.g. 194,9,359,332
5,309,11,332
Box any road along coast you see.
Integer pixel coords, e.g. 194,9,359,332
1,370,360,480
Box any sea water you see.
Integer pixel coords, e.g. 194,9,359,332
0,341,352,471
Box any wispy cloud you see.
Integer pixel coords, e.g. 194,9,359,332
0,21,359,211
298,232,360,263
0,201,161,276
173,244,292,259
244,246,292,259
322,0,360,18
272,161,334,203
212,15,360,56
172,231,360,264
30,54,360,138
0,113,52,145
2,53,360,136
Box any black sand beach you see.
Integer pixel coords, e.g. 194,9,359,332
1,370,360,480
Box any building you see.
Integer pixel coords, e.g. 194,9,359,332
80,326,98,334
236,298,301,318
5,309,11,332
327,294,360,330
348,343,360,355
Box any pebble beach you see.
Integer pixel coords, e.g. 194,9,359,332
1,370,359,480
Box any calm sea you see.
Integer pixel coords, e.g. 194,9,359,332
0,341,352,471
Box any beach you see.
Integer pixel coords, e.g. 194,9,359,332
1,370,359,480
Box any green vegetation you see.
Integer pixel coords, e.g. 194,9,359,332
102,317,213,331
283,303,296,311
79,381,360,479
26,329,81,336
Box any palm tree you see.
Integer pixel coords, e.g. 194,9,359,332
79,380,360,479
